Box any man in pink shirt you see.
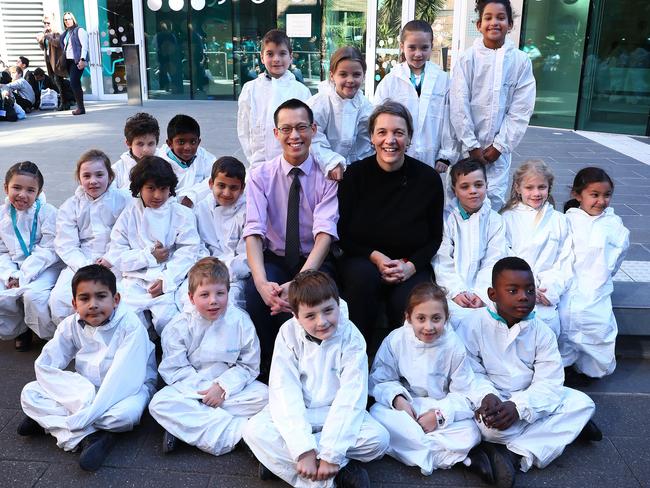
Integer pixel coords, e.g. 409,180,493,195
243,98,339,376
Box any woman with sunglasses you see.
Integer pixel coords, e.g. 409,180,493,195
36,13,71,111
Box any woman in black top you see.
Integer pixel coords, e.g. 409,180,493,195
337,100,444,342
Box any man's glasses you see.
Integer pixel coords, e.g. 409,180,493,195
276,124,312,135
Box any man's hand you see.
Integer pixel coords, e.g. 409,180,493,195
147,279,163,297
296,450,318,481
197,383,226,408
392,395,417,420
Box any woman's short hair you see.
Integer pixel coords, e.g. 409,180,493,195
368,100,414,139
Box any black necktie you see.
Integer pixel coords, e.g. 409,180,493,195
285,167,302,271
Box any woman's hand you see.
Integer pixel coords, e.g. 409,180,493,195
381,260,415,284
77,59,87,70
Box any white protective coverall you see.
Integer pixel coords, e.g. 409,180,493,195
112,150,138,190
176,192,249,310
373,61,456,169
449,38,536,210
369,322,491,475
106,198,201,334
456,307,595,472
243,313,389,488
306,80,374,175
237,71,311,170
149,306,268,456
432,198,509,329
156,145,216,206
502,202,574,337
49,185,131,324
559,207,629,378
20,302,157,450
0,197,61,339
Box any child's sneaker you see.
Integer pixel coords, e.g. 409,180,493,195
467,445,495,484
333,461,370,488
16,415,45,436
162,430,179,454
578,419,603,442
79,430,116,471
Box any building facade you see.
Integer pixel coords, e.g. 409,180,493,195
1,0,648,135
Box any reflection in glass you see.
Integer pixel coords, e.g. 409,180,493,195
520,0,589,129
322,0,366,76
577,0,650,135
97,0,134,94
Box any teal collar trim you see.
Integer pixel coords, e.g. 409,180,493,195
458,202,471,220
166,148,196,168
487,307,536,325
409,64,424,95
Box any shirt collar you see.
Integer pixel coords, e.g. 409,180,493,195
457,201,471,220
487,307,536,326
280,154,313,177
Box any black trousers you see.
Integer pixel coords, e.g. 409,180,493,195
338,256,433,343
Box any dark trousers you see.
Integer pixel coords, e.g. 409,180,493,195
66,59,84,109
245,250,336,376
338,256,433,342
14,93,33,112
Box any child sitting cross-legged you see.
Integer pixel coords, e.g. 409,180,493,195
369,282,497,485
149,257,268,456
243,270,389,488
456,257,602,488
19,264,157,472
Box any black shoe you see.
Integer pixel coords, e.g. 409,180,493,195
17,416,45,436
564,367,595,388
333,461,370,488
14,330,33,352
78,431,116,471
162,430,178,454
467,446,495,485
258,462,279,481
578,420,603,442
483,442,516,488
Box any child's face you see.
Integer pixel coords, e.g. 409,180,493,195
140,180,171,208
209,172,244,207
295,297,339,341
167,132,200,162
517,174,549,210
407,299,446,343
576,181,612,216
189,280,228,321
400,31,432,74
79,159,111,199
453,169,487,213
129,134,158,160
488,269,536,327
262,41,291,78
330,59,364,99
4,174,40,211
274,107,316,165
72,280,120,327
477,2,511,49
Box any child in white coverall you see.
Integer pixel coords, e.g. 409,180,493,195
243,270,389,488
149,257,268,456
19,264,157,472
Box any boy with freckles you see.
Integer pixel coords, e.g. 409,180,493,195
456,257,602,488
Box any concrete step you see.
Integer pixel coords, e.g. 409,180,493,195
613,281,650,336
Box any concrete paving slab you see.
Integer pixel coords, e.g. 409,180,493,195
580,359,650,395
207,475,287,487
0,409,18,433
590,394,650,438
0,459,49,487
35,464,212,488
365,455,470,486
609,436,650,487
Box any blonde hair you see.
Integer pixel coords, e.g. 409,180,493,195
502,159,555,212
43,13,61,33
188,257,230,294
62,11,78,28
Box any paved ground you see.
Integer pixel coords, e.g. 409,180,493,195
1,101,650,487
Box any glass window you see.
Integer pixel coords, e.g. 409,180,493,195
375,0,402,89
96,0,134,95
577,0,650,135
322,0,367,76
520,0,589,129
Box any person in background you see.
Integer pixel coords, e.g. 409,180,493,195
61,11,88,115
37,13,72,111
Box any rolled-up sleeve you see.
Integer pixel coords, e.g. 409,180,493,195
312,178,339,241
242,167,268,240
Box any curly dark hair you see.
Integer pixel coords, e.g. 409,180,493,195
129,156,178,197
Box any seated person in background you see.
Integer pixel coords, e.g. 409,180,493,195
243,271,389,488
456,257,602,488
149,258,268,456
0,66,35,112
33,67,59,108
433,159,509,329
19,264,157,472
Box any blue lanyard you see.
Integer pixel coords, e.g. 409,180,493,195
10,199,41,257
166,148,195,169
